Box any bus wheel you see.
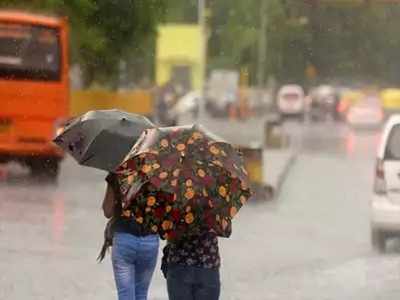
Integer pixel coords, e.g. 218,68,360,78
28,158,60,183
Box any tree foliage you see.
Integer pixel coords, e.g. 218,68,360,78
1,0,166,87
207,0,400,86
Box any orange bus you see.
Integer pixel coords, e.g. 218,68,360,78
0,11,69,180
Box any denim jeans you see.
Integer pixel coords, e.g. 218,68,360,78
112,232,159,300
167,264,220,300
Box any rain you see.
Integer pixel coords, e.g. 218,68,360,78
2,1,400,300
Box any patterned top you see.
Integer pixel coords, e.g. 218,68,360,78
164,231,220,269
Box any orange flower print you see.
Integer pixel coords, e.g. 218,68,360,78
218,186,227,197
185,188,195,199
159,171,168,179
176,143,186,151
209,145,220,155
185,212,194,224
160,139,169,148
162,220,173,231
142,164,152,174
197,169,206,178
185,179,193,187
136,216,144,224
230,206,238,217
173,169,180,177
147,196,156,206
240,195,247,205
192,131,203,140
122,210,131,218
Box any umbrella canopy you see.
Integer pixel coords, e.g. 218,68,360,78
115,124,252,240
53,109,154,171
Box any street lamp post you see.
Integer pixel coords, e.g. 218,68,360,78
257,0,268,88
198,0,207,82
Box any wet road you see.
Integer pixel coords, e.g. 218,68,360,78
1,120,399,299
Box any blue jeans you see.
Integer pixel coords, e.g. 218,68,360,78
112,232,159,300
167,264,220,300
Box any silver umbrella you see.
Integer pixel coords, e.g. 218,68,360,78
53,109,154,171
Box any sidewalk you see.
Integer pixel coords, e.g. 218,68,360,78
263,149,297,198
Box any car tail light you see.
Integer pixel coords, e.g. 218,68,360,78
374,159,387,195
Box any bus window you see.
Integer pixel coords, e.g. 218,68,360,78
0,23,60,81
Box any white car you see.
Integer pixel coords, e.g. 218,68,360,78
346,100,383,129
277,85,305,120
371,115,400,251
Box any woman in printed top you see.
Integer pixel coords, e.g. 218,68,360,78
162,228,221,300
102,173,159,300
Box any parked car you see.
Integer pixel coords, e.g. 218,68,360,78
346,97,383,129
277,85,305,121
371,115,400,252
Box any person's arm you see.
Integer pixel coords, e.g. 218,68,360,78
102,184,115,219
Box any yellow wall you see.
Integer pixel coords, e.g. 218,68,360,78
381,89,400,110
156,24,205,90
70,89,153,117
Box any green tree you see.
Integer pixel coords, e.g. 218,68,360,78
207,0,400,86
1,0,166,87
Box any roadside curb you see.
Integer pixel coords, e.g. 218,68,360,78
272,151,298,199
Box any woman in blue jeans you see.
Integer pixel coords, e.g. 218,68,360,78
162,230,221,300
102,173,159,300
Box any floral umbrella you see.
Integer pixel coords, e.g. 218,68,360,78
115,125,252,240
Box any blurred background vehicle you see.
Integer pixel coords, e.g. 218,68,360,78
309,85,340,121
205,69,239,118
371,115,400,252
337,89,364,121
346,93,384,129
276,84,305,121
0,11,69,180
170,90,201,122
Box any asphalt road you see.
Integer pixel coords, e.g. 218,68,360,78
1,119,399,300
